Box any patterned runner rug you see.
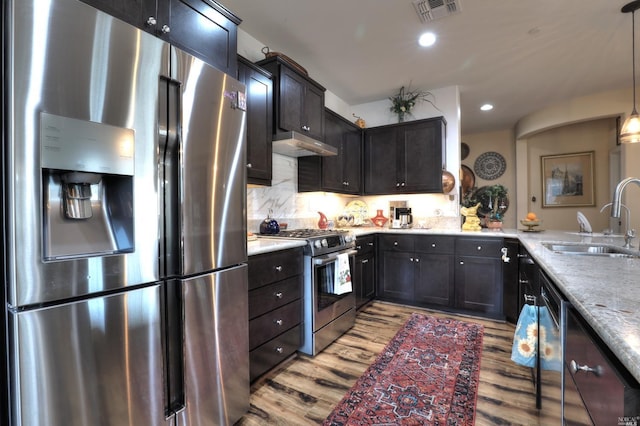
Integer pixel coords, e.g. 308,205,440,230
324,313,484,425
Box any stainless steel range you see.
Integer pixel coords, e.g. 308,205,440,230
267,229,357,356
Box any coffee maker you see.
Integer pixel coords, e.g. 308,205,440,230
389,201,413,228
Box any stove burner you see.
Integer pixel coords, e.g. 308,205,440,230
263,228,354,256
275,229,346,239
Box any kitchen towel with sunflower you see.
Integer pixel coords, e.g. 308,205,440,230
511,305,561,371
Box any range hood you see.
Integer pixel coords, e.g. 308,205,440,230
272,131,337,157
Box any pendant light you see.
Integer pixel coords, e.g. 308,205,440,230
620,1,640,143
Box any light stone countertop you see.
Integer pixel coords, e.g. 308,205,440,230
247,237,307,256
248,227,640,383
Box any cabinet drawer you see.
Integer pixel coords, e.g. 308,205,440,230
355,235,376,255
248,247,303,290
566,308,640,424
249,300,302,350
249,275,302,320
456,238,503,257
414,235,454,254
250,325,301,381
378,234,414,251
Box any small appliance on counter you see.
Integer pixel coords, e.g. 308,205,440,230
389,201,413,228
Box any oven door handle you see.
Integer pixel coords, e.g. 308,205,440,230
313,249,358,266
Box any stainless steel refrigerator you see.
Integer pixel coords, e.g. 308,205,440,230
1,0,249,424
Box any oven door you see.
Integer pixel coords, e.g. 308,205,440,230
312,249,357,331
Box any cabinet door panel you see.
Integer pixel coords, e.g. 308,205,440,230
379,251,414,301
455,256,502,314
400,121,442,192
305,83,325,140
415,254,454,306
319,112,345,192
239,58,273,185
279,67,305,132
79,0,154,31
342,126,362,194
170,0,238,75
364,127,397,194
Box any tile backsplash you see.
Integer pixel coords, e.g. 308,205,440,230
247,154,460,232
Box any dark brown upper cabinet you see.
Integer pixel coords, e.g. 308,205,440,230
238,57,273,186
363,117,446,195
79,0,240,76
256,57,325,142
298,109,362,195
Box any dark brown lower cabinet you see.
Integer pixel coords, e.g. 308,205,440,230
377,234,504,319
248,247,303,381
354,235,376,309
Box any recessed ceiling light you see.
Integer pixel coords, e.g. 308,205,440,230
418,32,436,47
480,104,494,111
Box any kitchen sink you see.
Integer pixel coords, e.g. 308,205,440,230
542,242,640,258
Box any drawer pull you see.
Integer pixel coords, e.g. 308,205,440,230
274,319,283,326
519,279,529,284
431,243,436,248
394,241,398,246
459,261,464,265
361,259,369,264
367,242,374,246
275,265,283,272
415,258,420,263
275,347,284,354
274,292,283,299
570,360,603,377
477,246,482,251
356,245,362,250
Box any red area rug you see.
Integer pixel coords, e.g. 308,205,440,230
324,313,484,425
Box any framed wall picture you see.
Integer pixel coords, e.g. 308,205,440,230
541,151,595,208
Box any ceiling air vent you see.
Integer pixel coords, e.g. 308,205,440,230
412,0,461,23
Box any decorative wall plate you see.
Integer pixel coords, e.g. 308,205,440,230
474,151,506,180
461,142,470,160
460,165,475,196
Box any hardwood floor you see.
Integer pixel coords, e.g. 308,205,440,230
237,301,561,425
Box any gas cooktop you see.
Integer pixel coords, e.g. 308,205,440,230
262,228,354,256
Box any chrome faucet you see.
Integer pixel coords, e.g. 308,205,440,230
600,202,630,235
611,177,640,248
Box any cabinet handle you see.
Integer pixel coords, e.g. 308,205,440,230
431,243,436,248
415,258,420,263
275,265,283,272
477,246,482,251
519,279,529,284
247,163,252,168
274,292,283,299
501,247,510,263
146,16,157,26
459,261,464,265
356,245,362,250
362,259,369,264
161,24,171,34
367,242,374,246
302,125,310,132
401,182,406,187
393,241,398,246
570,360,603,377
275,347,284,354
274,319,283,326
396,182,401,187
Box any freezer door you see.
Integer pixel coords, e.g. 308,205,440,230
8,285,165,426
170,47,247,275
6,0,166,307
178,264,249,426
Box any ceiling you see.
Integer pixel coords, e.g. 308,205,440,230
224,0,635,134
